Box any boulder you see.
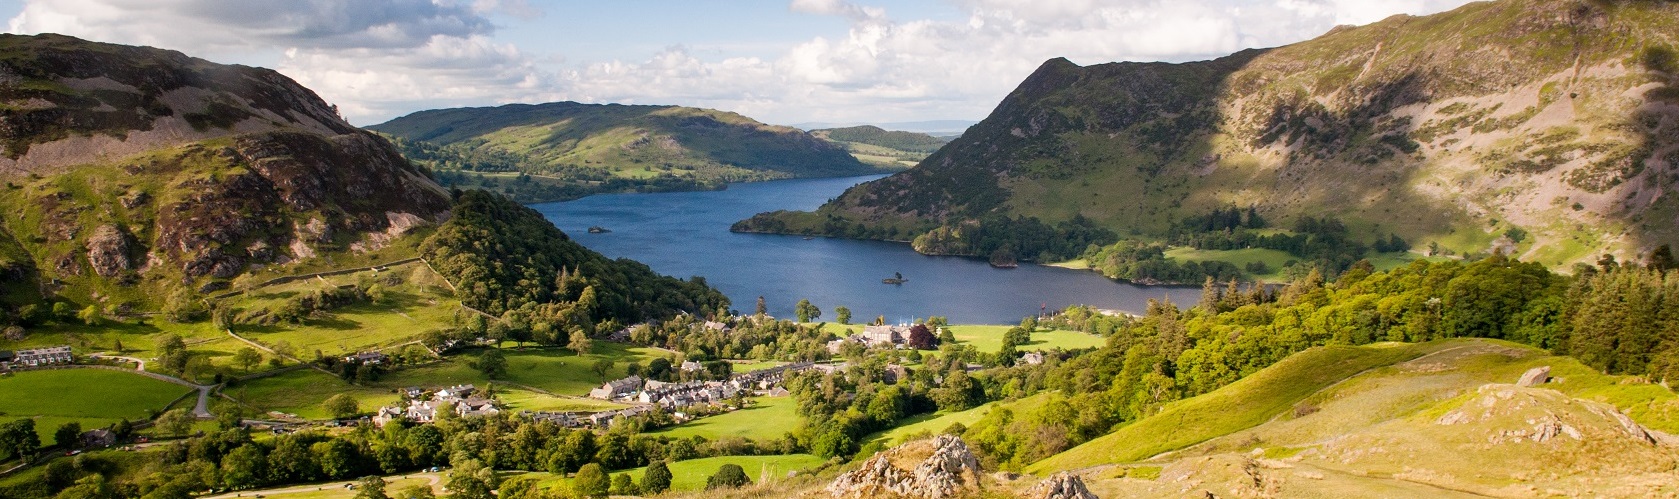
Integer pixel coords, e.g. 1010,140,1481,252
826,435,983,498
1025,472,1098,499
84,224,134,278
1517,366,1550,387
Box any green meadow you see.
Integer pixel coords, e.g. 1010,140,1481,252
0,369,192,441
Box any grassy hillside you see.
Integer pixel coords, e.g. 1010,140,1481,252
371,102,897,203
1033,338,1679,496
745,0,1679,271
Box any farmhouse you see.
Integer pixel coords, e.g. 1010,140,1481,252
436,384,476,402
680,360,704,373
455,397,501,418
344,351,388,365
589,375,644,400
80,428,116,448
1021,352,1046,366
5,345,72,367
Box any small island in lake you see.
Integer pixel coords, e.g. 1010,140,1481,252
587,226,611,233
882,271,907,284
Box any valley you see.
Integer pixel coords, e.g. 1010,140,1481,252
2,1,1679,498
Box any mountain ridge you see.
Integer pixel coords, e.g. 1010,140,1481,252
740,0,1679,271
369,101,897,203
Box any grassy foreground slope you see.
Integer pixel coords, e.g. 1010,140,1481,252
1030,342,1432,471
1033,338,1679,497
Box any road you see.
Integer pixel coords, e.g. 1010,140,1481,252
87,355,215,419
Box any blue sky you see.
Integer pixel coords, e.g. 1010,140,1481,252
3,0,1478,126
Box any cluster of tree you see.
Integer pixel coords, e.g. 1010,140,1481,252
1168,215,1382,277
911,214,1118,264
1173,205,1266,233
1080,240,1243,284
786,355,938,459
622,314,838,363
237,284,372,326
0,418,41,464
7,406,802,499
420,190,729,345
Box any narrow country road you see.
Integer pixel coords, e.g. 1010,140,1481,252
85,356,215,418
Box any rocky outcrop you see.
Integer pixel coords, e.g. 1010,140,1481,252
84,224,135,278
825,435,984,499
1025,472,1097,499
1517,366,1551,387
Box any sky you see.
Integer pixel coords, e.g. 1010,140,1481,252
2,0,1481,127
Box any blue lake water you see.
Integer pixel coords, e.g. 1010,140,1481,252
530,175,1200,324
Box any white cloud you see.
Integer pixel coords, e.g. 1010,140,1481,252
6,0,1479,126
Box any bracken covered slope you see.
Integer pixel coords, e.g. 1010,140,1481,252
760,0,1679,267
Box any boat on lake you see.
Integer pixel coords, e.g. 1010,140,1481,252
587,226,611,233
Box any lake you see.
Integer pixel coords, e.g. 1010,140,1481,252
530,175,1200,324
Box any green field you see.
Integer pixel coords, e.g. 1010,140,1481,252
374,344,669,397
866,392,1054,447
650,396,800,441
0,369,192,442
526,454,826,493
941,325,1105,353
226,369,397,419
1029,342,1434,473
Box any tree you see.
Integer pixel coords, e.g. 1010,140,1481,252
50,421,83,451
474,348,508,379
572,463,610,499
157,334,190,375
795,299,820,323
755,296,767,316
233,347,263,372
395,485,436,499
446,458,496,499
78,305,103,326
568,330,594,356
939,327,957,345
835,306,852,325
706,463,751,489
0,419,40,462
221,444,269,490
354,476,390,499
907,324,938,349
324,393,361,419
156,408,194,437
1649,244,1677,272
610,473,639,495
112,339,124,354
591,358,616,382
640,460,673,494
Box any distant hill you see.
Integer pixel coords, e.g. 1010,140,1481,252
811,125,950,168
0,33,450,307
742,0,1679,272
793,120,977,136
370,102,896,203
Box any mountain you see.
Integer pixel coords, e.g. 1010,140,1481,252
742,0,1679,271
810,125,951,168
0,33,450,308
368,102,896,203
